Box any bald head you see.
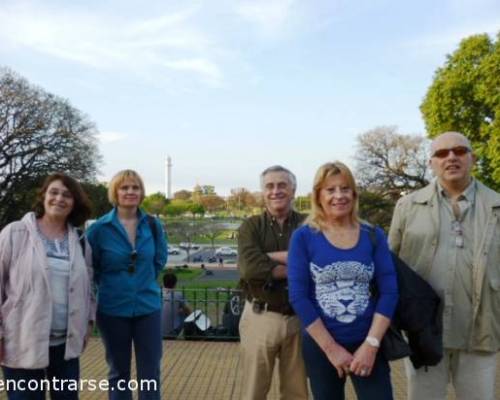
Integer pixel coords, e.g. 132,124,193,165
431,131,472,154
429,131,475,195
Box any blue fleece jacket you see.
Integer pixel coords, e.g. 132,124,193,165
288,223,398,345
86,208,168,317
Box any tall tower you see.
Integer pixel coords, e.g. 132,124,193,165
165,156,172,199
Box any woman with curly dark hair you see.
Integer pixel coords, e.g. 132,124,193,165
0,172,95,400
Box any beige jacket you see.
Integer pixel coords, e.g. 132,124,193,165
389,180,500,352
0,212,96,368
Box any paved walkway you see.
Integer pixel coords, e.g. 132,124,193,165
1,339,499,399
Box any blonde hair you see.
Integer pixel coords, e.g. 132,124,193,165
108,169,145,206
306,161,359,230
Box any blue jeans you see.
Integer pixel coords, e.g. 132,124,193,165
302,333,393,400
97,310,162,400
2,343,80,400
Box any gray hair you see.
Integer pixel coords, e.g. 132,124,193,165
260,165,297,191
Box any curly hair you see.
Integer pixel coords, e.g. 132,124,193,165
33,173,92,227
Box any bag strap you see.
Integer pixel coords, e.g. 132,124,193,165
365,222,377,254
146,215,158,252
365,223,378,297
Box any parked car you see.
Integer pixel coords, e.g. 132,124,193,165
215,247,238,257
179,242,200,250
167,246,181,255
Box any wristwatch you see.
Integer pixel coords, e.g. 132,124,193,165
365,336,380,348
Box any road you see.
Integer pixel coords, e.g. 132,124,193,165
168,245,238,264
196,268,240,281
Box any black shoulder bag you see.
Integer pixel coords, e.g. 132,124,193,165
367,225,411,361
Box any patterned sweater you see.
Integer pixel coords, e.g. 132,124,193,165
288,224,398,345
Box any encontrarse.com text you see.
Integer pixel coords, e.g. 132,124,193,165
0,378,157,392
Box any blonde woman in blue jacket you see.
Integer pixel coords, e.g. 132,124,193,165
87,170,167,400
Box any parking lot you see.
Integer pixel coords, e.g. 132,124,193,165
167,244,238,264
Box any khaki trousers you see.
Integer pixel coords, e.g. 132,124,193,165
239,301,308,400
405,349,497,400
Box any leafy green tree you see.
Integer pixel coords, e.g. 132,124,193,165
421,33,500,190
164,203,185,217
200,185,216,195
294,195,311,212
143,192,168,216
227,187,256,211
164,199,190,217
0,68,100,228
81,182,112,218
188,202,205,217
199,194,226,213
163,199,204,218
173,190,191,200
358,190,396,232
200,221,227,249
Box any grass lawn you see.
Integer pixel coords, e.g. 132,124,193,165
160,268,238,289
161,267,205,281
178,280,238,290
166,231,237,246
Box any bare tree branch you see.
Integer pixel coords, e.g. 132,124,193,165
0,67,101,227
354,126,430,199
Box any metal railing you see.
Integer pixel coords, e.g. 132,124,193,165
162,288,243,341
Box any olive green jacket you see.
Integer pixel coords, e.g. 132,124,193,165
238,210,305,308
388,180,500,352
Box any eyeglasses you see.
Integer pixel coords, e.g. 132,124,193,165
128,250,137,273
431,146,471,159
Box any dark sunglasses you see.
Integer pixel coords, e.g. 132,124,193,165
128,250,137,273
431,146,471,159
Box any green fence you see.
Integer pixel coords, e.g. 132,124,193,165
162,288,243,341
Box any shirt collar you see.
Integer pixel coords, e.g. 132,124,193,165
437,178,476,203
265,209,295,225
101,207,147,224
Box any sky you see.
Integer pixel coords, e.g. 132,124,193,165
0,0,499,196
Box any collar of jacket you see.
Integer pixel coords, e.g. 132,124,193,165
411,180,439,205
20,211,80,280
263,209,300,225
410,178,500,209
21,211,77,244
100,207,149,225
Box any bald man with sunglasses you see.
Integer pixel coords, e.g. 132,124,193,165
389,132,500,400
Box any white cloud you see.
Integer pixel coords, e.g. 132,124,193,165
97,131,127,144
233,0,297,36
0,0,328,88
162,58,222,86
0,1,224,85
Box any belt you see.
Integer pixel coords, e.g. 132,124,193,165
248,298,295,316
